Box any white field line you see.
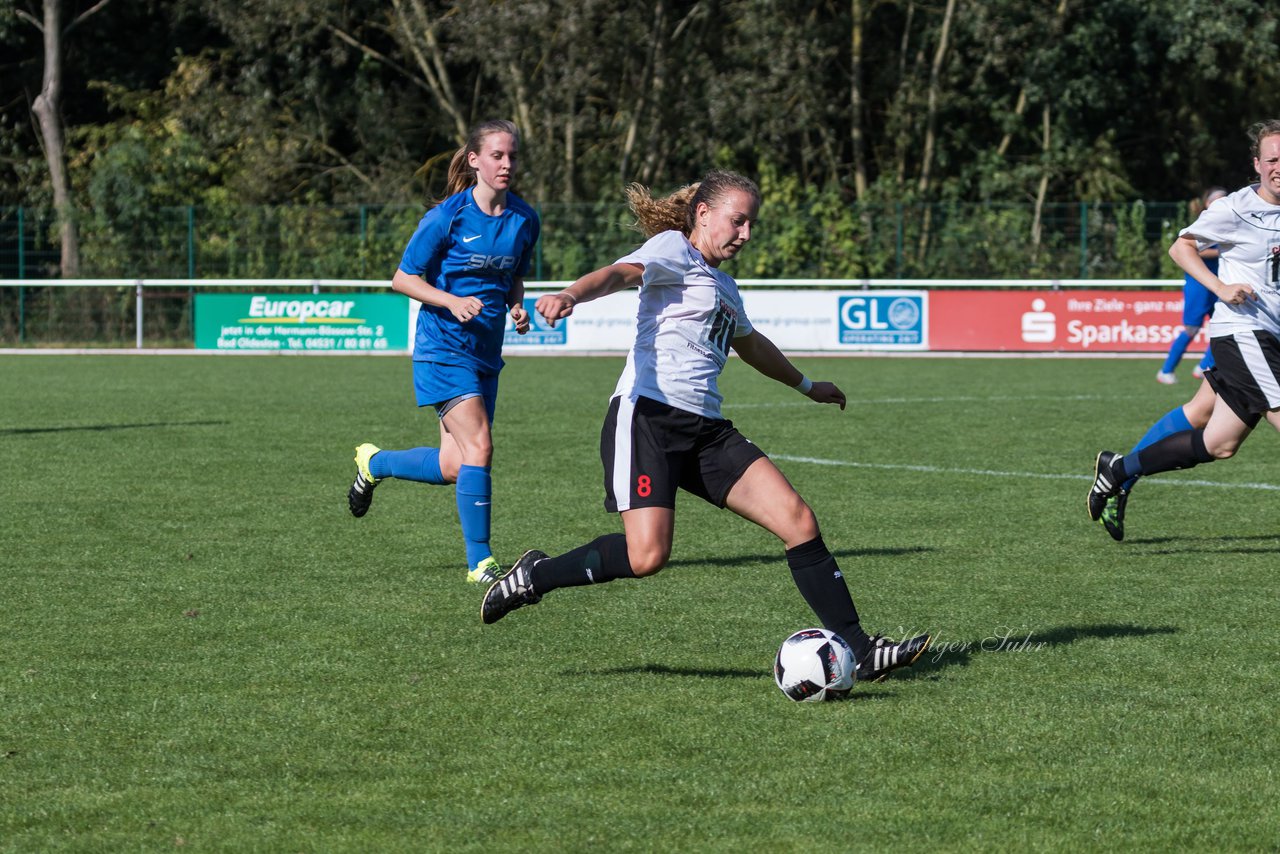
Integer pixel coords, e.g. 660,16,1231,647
726,393,1108,409
773,454,1280,492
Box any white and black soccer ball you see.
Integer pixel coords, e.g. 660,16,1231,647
773,628,856,702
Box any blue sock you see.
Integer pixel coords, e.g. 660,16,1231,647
369,447,446,484
1198,349,1215,371
1161,331,1193,374
1122,406,1192,491
455,465,493,569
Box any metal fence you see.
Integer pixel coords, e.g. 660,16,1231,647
0,200,1190,345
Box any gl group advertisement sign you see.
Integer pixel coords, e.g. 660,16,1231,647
196,293,409,352
836,293,925,347
715,291,927,351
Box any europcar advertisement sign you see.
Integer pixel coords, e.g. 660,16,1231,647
195,293,409,351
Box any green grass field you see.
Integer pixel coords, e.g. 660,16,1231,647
3,353,1278,852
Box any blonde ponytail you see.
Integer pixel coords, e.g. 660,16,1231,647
625,170,760,238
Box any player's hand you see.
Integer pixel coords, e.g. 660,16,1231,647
510,305,531,335
807,381,847,410
535,292,577,328
1220,283,1257,306
451,295,485,323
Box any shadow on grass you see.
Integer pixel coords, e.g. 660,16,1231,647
901,622,1179,681
590,663,761,680
565,625,1176,697
668,546,934,570
1123,533,1280,555
580,662,899,703
0,420,229,435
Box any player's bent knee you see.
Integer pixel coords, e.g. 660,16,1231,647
628,546,670,577
777,504,820,545
460,439,494,466
1206,439,1239,459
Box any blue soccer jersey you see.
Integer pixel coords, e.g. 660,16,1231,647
399,188,540,373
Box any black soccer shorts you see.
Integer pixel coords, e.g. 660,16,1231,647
1204,330,1280,428
599,394,767,512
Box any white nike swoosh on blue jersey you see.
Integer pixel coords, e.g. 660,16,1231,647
463,235,482,243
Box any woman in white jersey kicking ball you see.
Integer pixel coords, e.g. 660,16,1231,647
480,169,930,683
1088,119,1280,522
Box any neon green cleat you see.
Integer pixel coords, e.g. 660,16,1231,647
348,443,381,518
468,558,501,583
467,556,505,585
1098,489,1128,542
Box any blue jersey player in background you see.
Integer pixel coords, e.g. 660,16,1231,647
1157,187,1227,384
347,119,540,585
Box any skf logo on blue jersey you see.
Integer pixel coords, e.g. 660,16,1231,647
837,294,925,346
465,254,517,271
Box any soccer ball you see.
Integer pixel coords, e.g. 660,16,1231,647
773,628,856,702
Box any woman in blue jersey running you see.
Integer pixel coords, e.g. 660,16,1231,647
479,170,930,684
347,119,540,585
1156,186,1228,384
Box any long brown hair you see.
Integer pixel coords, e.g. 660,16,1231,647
625,170,761,238
444,119,520,198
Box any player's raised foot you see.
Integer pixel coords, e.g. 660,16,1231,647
347,443,381,518
857,633,932,683
1087,450,1122,522
1098,489,1128,542
466,556,505,585
1192,365,1206,379
481,550,546,624
1156,370,1177,385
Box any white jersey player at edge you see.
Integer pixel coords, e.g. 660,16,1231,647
480,169,930,684
1088,119,1280,523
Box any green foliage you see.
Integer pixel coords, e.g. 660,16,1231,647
2,354,1279,850
2,194,1203,345
532,201,640,281
5,0,1280,216
1113,201,1158,278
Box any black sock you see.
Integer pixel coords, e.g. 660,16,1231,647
786,536,872,661
529,533,636,594
1126,428,1215,479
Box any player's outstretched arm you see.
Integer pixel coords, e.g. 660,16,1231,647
535,262,645,328
1169,234,1256,305
731,330,846,410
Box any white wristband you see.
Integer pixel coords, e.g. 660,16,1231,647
793,375,813,394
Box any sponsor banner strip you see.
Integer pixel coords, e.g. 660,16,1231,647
406,288,1207,354
195,293,409,352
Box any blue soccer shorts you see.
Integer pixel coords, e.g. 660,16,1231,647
412,360,499,423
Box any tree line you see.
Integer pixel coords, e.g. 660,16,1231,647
2,0,1279,279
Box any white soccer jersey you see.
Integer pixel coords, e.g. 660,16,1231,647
611,230,754,418
1180,184,1280,337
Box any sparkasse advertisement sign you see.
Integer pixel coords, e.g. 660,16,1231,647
929,290,1206,353
195,293,409,352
